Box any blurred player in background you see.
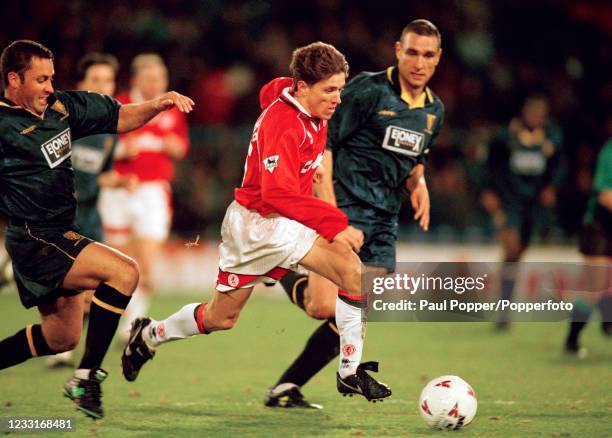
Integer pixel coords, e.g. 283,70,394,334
266,19,444,408
0,39,194,419
121,42,392,403
481,94,565,329
46,53,137,368
564,129,612,356
99,54,190,340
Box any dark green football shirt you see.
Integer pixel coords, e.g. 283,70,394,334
72,133,116,207
486,119,564,201
0,90,120,226
328,67,444,215
583,138,612,226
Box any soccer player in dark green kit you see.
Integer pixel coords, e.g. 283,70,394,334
46,52,138,368
72,53,136,243
0,40,194,419
564,134,612,356
481,95,564,329
265,20,444,408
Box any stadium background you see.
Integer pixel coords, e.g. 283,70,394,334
2,0,610,243
0,1,611,436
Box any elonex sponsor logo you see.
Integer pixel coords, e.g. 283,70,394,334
382,125,424,157
71,144,107,173
41,128,72,168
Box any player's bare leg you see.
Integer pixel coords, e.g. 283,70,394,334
46,290,95,368
299,237,392,402
565,256,612,357
62,242,139,419
495,229,526,329
267,266,389,408
0,238,138,420
121,287,254,382
303,273,337,319
41,294,85,368
265,273,336,408
38,295,85,351
0,293,86,384
0,252,12,290
118,237,162,340
304,265,388,318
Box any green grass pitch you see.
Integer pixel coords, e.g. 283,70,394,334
0,292,610,437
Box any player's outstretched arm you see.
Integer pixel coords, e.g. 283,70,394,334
117,91,194,133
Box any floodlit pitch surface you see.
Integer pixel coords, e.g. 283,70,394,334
0,293,610,437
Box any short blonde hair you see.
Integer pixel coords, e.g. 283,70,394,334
131,53,166,76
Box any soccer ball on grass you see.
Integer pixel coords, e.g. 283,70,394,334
418,375,477,430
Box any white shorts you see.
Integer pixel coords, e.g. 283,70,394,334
99,181,172,243
216,201,319,292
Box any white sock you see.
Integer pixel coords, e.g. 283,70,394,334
46,350,73,367
336,297,366,378
143,303,200,348
120,289,151,336
75,368,90,379
269,382,298,396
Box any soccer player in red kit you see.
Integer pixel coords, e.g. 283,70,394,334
99,54,190,339
121,42,392,402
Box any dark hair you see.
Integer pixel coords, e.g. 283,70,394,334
400,19,442,48
289,42,348,88
76,52,119,83
1,40,54,87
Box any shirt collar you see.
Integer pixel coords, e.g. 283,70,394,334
0,92,20,108
386,66,433,109
0,91,53,119
281,87,313,118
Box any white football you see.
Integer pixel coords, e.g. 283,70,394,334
418,375,477,430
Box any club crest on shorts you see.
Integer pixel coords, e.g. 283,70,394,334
228,274,240,288
63,231,82,241
263,155,279,173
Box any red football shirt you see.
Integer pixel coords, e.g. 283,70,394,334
235,77,348,241
113,90,190,182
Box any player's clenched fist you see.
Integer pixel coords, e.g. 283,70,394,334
333,225,364,253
